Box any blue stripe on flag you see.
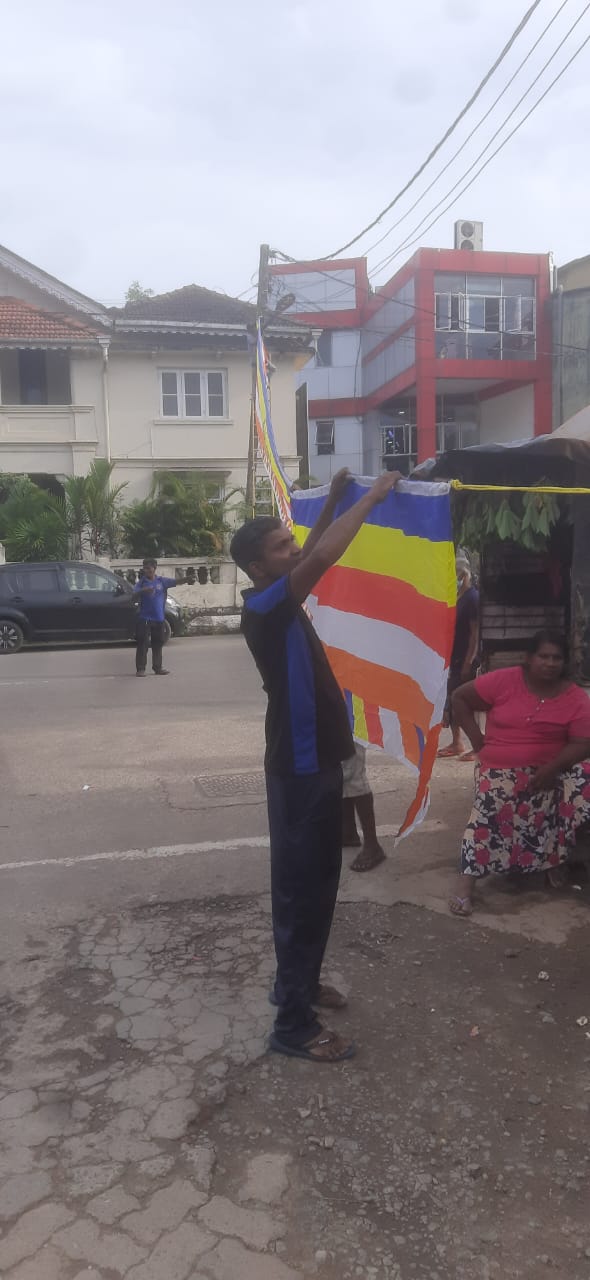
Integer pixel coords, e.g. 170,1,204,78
344,687,354,732
292,482,451,543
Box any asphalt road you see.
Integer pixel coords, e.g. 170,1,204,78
2,640,590,1278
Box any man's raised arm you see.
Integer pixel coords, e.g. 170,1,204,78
290,471,401,604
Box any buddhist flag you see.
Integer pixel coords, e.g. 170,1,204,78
255,321,292,525
291,478,456,840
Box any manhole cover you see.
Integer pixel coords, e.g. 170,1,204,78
195,771,266,798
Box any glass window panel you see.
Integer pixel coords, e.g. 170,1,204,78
184,372,201,395
19,569,59,593
436,332,465,358
467,274,501,295
521,298,535,332
450,295,461,330
435,293,451,329
162,394,178,416
484,297,501,332
467,332,501,360
434,273,465,292
461,423,480,448
207,372,224,395
466,296,485,330
502,276,535,297
161,371,177,394
185,393,202,416
208,394,224,417
503,334,535,360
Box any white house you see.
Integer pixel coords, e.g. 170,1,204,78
0,244,310,508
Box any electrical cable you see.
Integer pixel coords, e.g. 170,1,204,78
322,0,544,259
363,0,573,259
369,24,590,279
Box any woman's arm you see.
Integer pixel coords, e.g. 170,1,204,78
530,739,590,792
451,681,491,754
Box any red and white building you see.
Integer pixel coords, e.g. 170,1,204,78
271,230,553,481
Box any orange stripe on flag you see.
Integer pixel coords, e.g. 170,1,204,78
397,725,442,837
400,719,421,769
323,645,433,733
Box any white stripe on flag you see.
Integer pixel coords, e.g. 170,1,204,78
308,602,447,705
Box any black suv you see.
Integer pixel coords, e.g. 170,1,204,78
0,561,182,653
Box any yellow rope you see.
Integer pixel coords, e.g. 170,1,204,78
450,480,590,495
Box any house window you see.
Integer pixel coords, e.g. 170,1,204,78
316,331,333,366
18,350,48,404
315,419,335,455
160,370,227,419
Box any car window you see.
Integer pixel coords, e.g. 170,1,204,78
64,567,116,593
17,568,60,594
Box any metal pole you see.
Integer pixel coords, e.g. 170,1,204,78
246,244,270,518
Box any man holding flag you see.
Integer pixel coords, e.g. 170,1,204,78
230,466,401,1063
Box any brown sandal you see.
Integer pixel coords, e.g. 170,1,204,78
315,983,348,1009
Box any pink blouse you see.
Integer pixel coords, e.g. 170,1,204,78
474,667,590,770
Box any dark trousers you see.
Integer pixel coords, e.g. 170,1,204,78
135,619,166,673
266,766,343,1047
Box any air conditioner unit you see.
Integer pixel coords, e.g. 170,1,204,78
454,219,483,252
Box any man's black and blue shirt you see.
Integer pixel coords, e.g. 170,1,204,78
242,575,354,777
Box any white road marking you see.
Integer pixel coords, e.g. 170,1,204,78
0,820,447,873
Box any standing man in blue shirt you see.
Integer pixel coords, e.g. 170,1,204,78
230,468,400,1063
134,558,183,677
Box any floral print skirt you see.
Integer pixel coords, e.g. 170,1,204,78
461,763,590,877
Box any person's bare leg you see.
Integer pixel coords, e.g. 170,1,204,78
449,872,475,916
350,791,386,872
342,797,361,847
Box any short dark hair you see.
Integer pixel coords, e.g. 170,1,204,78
230,517,281,575
142,557,157,569
528,629,568,659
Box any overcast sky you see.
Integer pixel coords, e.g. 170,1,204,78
2,0,589,306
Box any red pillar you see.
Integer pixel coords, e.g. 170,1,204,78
414,262,437,461
534,379,552,437
416,375,436,461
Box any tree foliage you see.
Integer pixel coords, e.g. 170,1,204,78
125,281,154,303
120,472,230,557
0,463,126,561
453,488,565,555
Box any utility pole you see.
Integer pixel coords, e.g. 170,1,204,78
246,243,270,516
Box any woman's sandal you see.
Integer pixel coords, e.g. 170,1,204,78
437,745,462,758
269,1028,356,1062
546,867,568,890
449,895,473,917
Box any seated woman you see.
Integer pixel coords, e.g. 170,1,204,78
449,630,590,917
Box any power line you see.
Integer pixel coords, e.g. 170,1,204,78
322,0,544,259
363,0,572,260
369,23,590,280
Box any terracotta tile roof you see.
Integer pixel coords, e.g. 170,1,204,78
112,284,256,326
0,297,100,343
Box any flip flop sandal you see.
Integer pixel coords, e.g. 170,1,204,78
350,847,386,873
449,895,473,917
269,1030,356,1062
459,750,478,762
437,746,462,758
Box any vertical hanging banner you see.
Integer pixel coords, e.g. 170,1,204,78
255,320,292,526
291,478,456,840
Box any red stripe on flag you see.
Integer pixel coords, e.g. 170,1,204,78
315,565,454,660
364,701,384,748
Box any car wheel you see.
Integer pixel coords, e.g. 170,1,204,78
0,620,25,654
